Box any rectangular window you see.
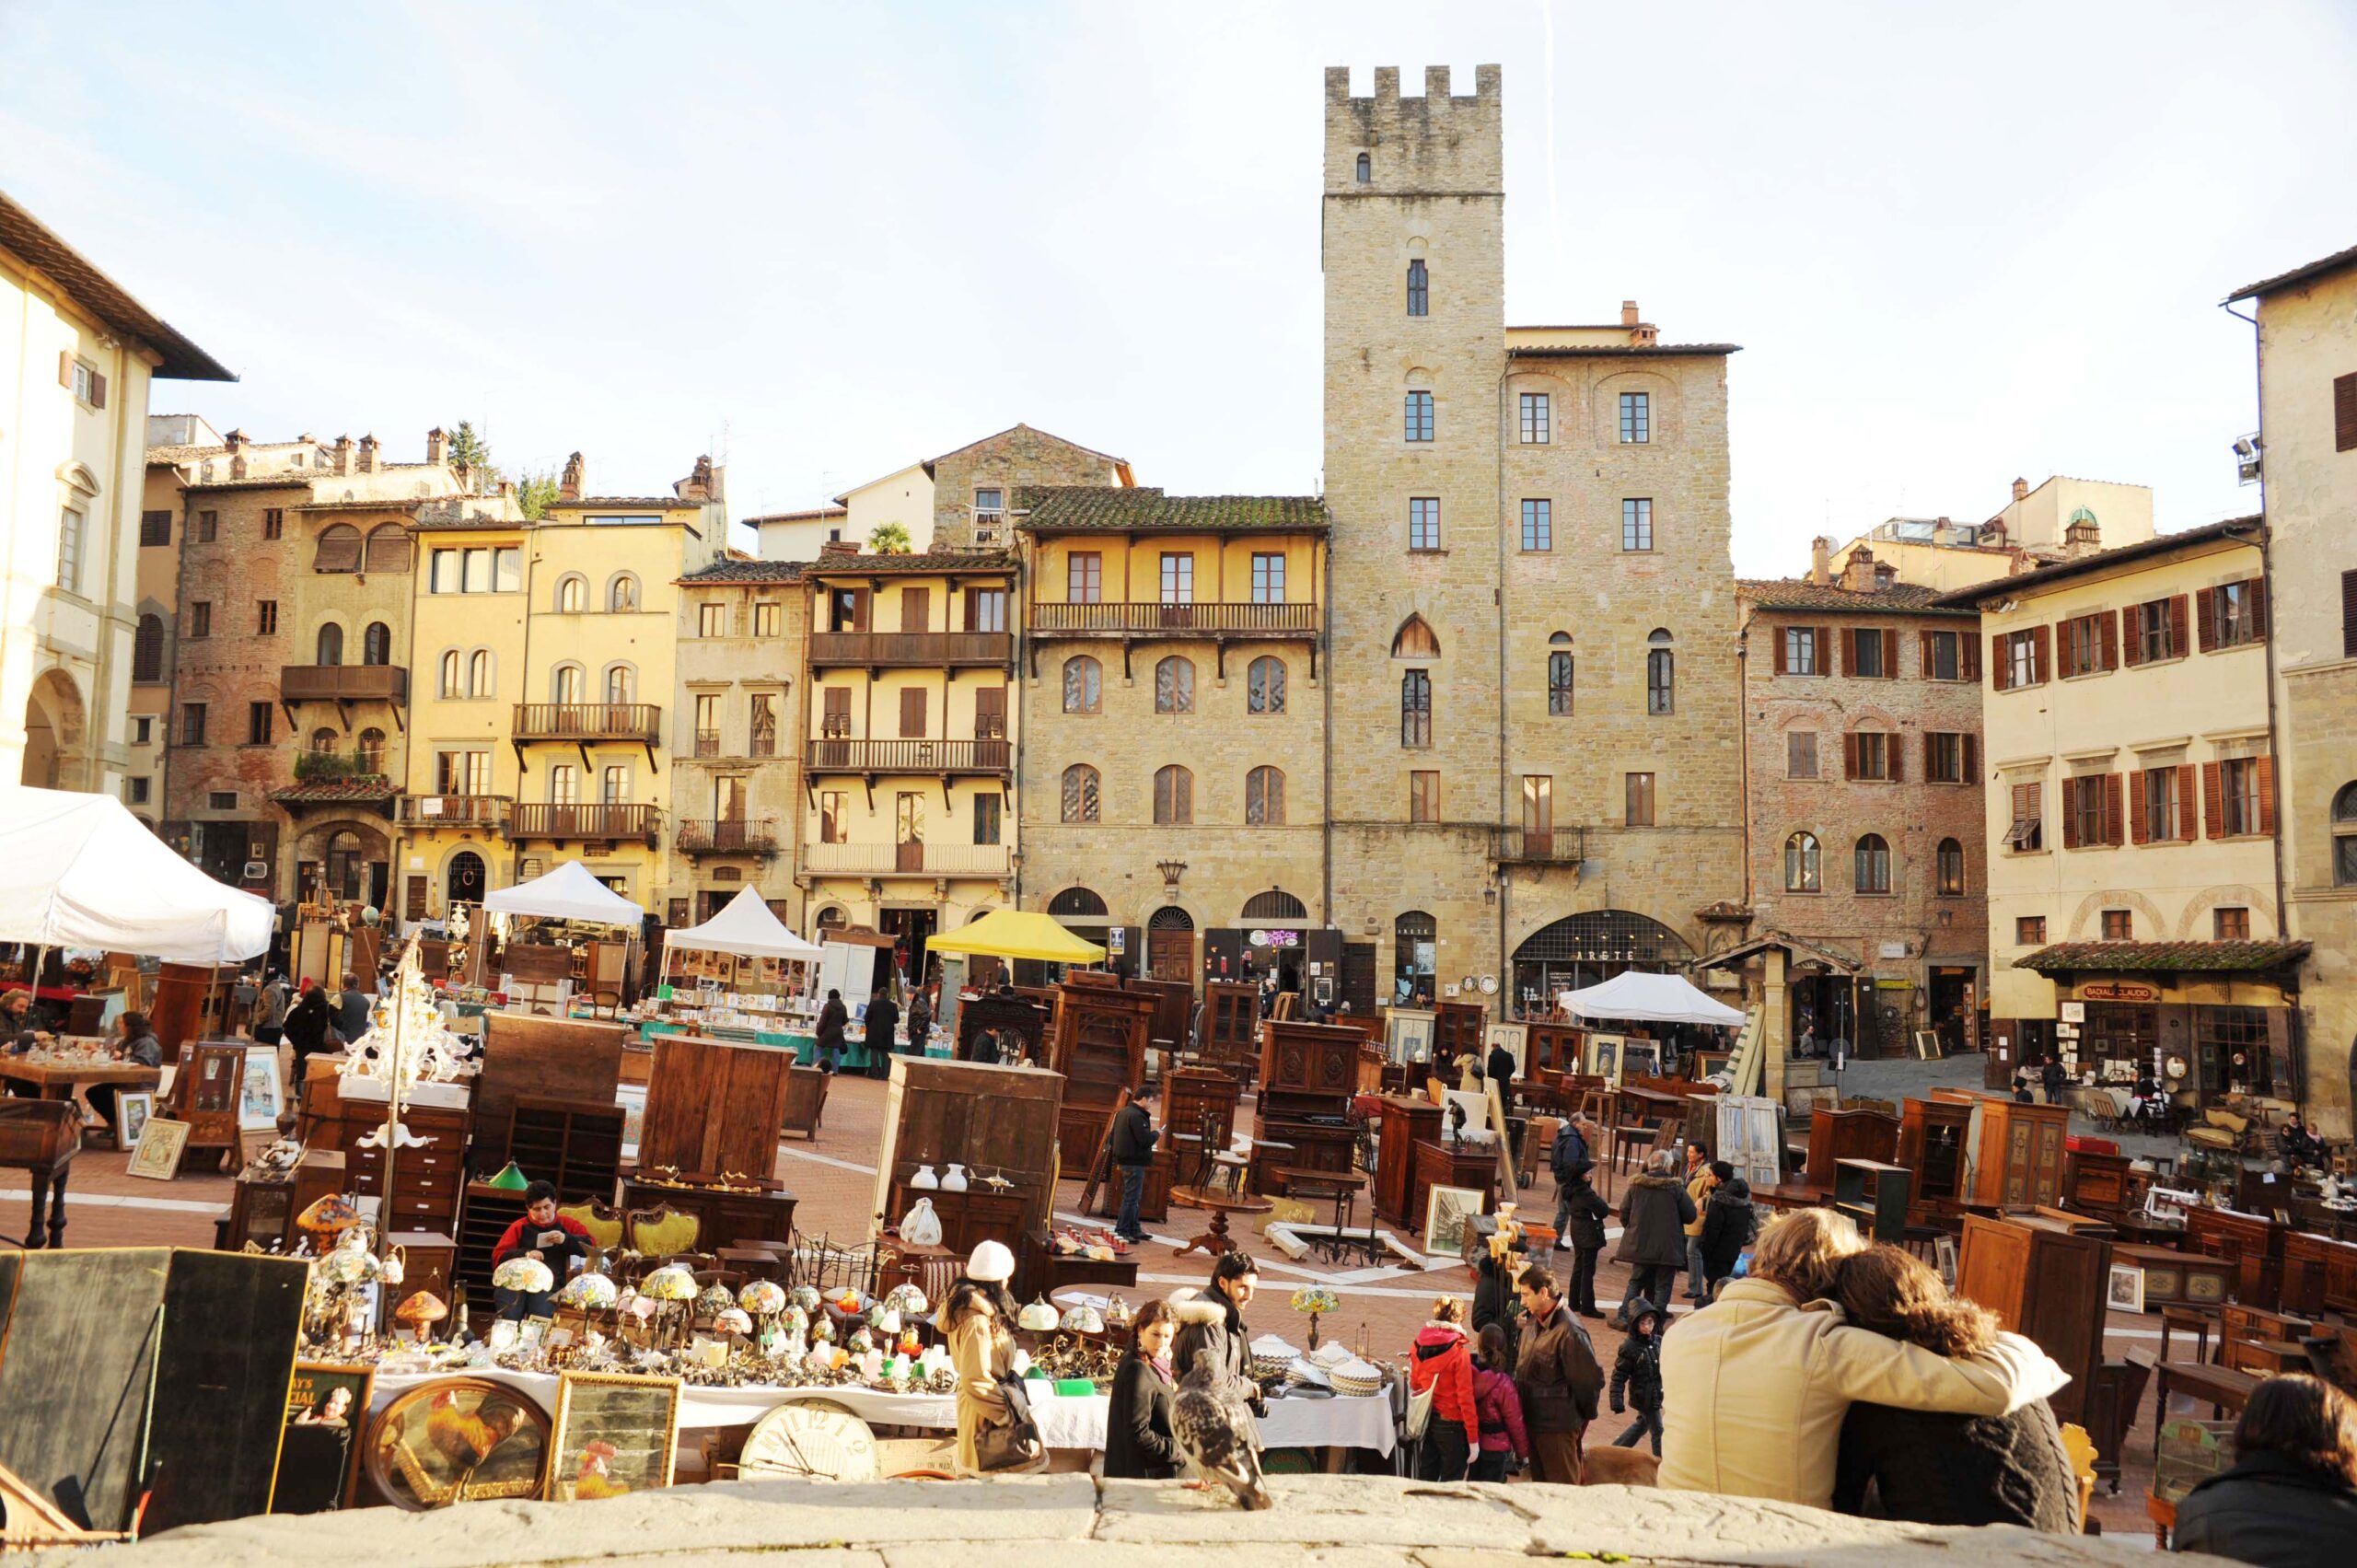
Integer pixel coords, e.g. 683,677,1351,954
973,793,1003,845
1409,497,1441,552
2101,909,2133,941
140,510,172,547
1519,392,1550,444
973,685,1006,739
1400,668,1432,748
973,487,1004,524
494,547,521,593
1787,731,1818,779
2135,598,2180,662
428,549,459,593
127,776,150,804
749,692,778,757
1924,629,1962,681
261,507,283,540
2068,775,2113,847
206,791,236,810
180,703,208,746
1521,774,1553,838
601,764,629,804
2214,907,2251,941
246,702,272,745
1850,731,1891,780
2004,629,2043,688
196,509,217,543
1403,390,1434,442
698,602,726,637
1621,497,1653,552
2005,782,2044,851
1647,648,1675,714
1067,552,1102,604
55,506,85,592
2061,612,2113,677
2221,757,2263,835
1782,626,1819,675
1625,772,1656,827
1619,391,1650,444
694,692,722,755
2016,916,2047,946
1520,498,1551,552
2142,766,2181,842
967,587,1007,631
2205,580,2265,648
461,548,492,593
819,790,846,844
1410,771,1440,823
1850,627,1887,678
189,601,212,638
827,587,864,632
1406,258,1428,317
437,749,491,795
1250,554,1285,603
821,685,852,736
1926,732,1968,784
132,716,152,745
256,599,278,634
753,601,781,637
1159,553,1194,604
66,357,97,403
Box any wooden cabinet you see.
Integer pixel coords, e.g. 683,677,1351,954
505,1096,623,1202
1804,1107,1898,1190
883,1181,1024,1260
1376,1094,1444,1225
221,1148,347,1253
1896,1097,1974,1223
639,1033,793,1182
1932,1092,2069,1210
1200,981,1259,1080
1048,982,1151,1174
471,1013,626,1176
456,1179,529,1299
2113,1240,2231,1309
1832,1159,1911,1243
345,1103,472,1236
2282,1230,2357,1318
2187,1206,2286,1311
1260,1018,1360,1098
956,994,1046,1065
1254,1019,1360,1195
1956,1213,2111,1425
1433,1001,1485,1071
871,1057,1063,1241
2064,1146,2133,1213
1412,1138,1497,1236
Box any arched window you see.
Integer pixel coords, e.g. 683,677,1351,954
313,523,361,573
1062,656,1101,714
133,613,164,682
1406,258,1429,317
438,649,461,699
1393,614,1439,657
1245,889,1308,920
309,726,338,754
357,726,386,772
315,621,344,666
1155,656,1195,714
1647,629,1675,715
552,663,586,705
364,523,412,574
1248,656,1286,714
2334,782,2357,887
1936,836,1966,895
1154,764,1193,825
608,574,639,613
1354,152,1370,183
325,830,364,900
1150,905,1194,930
1061,765,1100,824
361,621,391,665
1246,766,1284,825
604,664,633,703
556,574,586,613
1049,887,1109,918
815,905,848,934
1401,669,1432,749
1548,651,1574,715
468,649,494,698
1854,833,1892,895
1784,831,1821,892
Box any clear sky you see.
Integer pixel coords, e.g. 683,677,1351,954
6,1,2352,572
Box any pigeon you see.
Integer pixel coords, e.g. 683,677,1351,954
1173,1346,1272,1510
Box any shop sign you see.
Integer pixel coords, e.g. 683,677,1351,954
1249,928,1301,948
1107,928,1126,954
2079,981,2160,1004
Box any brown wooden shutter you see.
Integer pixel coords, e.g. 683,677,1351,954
2343,571,2357,659
1961,632,1980,682
2257,755,2276,835
2061,779,2082,849
59,350,75,389
2248,577,2269,641
1817,628,1832,674
2203,761,2224,839
1963,733,1979,782
2168,595,2189,658
1844,732,1862,780
1836,629,1850,677
2031,624,2050,683
1772,627,1788,675
1887,732,1904,782
973,685,1005,739
2337,371,2357,453
88,370,107,408
1991,633,2009,691
850,587,871,631
2197,587,2217,651
2122,604,2146,667
2177,764,2199,841
2129,770,2149,842
2101,772,2123,845
1882,628,1898,677
899,686,927,738
899,586,930,633
1922,732,1936,781
1918,630,1933,679
823,686,851,731
2098,610,2119,670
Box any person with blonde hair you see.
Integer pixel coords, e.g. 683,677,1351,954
1658,1208,2067,1507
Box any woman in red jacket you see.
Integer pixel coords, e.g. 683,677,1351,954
1470,1321,1531,1481
1411,1295,1478,1481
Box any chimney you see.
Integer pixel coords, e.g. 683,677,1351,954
559,451,585,504
357,434,378,474
1620,299,1640,326
676,454,714,503
2011,476,2029,502
1843,544,1879,594
224,428,246,478
1809,535,1832,587
332,435,353,475
425,426,447,464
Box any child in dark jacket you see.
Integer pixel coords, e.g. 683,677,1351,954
1608,1297,1666,1455
1558,1172,1610,1319
1468,1321,1529,1481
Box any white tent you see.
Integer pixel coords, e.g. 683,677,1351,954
663,888,822,961
482,860,645,925
1557,970,1746,1028
0,785,273,964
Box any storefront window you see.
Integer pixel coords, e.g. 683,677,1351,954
2197,1005,2273,1098
1394,911,1436,1004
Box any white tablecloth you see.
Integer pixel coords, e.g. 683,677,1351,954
370,1369,1393,1454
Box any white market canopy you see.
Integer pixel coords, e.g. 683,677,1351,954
1557,970,1746,1028
663,888,822,961
482,860,645,925
0,785,273,965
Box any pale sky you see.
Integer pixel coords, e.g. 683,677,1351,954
6,1,2352,573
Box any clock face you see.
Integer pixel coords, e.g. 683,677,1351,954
739,1399,879,1482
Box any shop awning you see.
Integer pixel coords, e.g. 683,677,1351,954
0,785,273,964
482,860,645,925
925,909,1106,965
1558,970,1747,1027
2016,939,2310,975
664,888,821,960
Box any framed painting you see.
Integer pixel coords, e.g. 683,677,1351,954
1386,1009,1435,1066
238,1045,284,1132
2107,1261,2146,1315
547,1371,681,1500
1422,1182,1484,1259
271,1363,375,1514
1585,1035,1623,1086
363,1376,550,1510
1619,1040,1662,1081
126,1116,191,1180
114,1088,155,1152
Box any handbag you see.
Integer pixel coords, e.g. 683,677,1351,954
900,1196,943,1248
1404,1376,1437,1439
975,1372,1044,1471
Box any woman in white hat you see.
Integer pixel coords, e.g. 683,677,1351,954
945,1239,1034,1473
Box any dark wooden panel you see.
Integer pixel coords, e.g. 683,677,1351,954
471,1014,625,1176
638,1035,790,1182
1956,1214,2110,1425
1804,1107,1898,1190
872,1057,1063,1239
0,1248,168,1529
2188,1206,2287,1311
1050,984,1152,1167
2283,1231,2357,1318
143,1250,308,1533
1376,1095,1444,1225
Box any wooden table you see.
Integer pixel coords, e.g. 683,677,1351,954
1170,1184,1272,1260
1752,1181,1831,1214
0,1057,163,1100
2153,1359,2258,1448
1281,1167,1379,1266
1615,1086,1686,1124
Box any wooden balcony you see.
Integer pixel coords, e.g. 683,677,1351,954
1027,601,1320,638
805,738,1011,775
281,664,408,702
808,631,1013,668
398,796,510,828
511,703,662,744
677,817,782,856
509,803,659,844
1492,826,1587,867
802,842,1011,877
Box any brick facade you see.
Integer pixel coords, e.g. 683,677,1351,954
926,424,1126,550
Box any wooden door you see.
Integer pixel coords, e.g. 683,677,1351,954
895,793,924,873
1148,928,1192,981
899,687,927,739
1341,942,1377,1016
900,586,931,633
405,874,429,922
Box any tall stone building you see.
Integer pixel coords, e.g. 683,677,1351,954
1319,65,1745,1011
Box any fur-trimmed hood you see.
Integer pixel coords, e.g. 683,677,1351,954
1169,1289,1232,1327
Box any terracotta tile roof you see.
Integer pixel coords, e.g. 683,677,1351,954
2016,939,2310,975
146,443,232,463
744,506,848,524
1506,343,1741,358
546,496,696,510
180,475,315,493
805,546,1017,576
679,558,807,583
1736,579,1973,616
270,779,401,805
0,190,235,381
1015,486,1329,533
1935,517,2264,607
2225,240,2357,302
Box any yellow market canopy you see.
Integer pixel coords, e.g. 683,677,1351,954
924,909,1107,965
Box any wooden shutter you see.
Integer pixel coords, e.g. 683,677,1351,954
58,350,74,388
823,686,851,732
2101,772,2123,845
973,685,1005,739
2337,371,2357,453
2257,755,2276,835
1961,632,1980,682
1772,628,1788,675
2203,761,2224,839
1922,732,1936,781
88,370,106,408
1963,733,1979,782
899,686,927,738
2248,577,2269,641
850,587,871,632
2061,779,2082,849
899,586,930,633
1887,732,1904,782
2168,595,2189,658
2177,764,2199,842
1817,628,1833,673
2197,587,2216,652
2031,624,2051,683
2098,610,2119,670
2122,604,2146,667
1991,633,2010,691
2129,770,2149,843
1844,732,1862,780
1918,630,1933,679
1836,628,1850,677
1881,628,1898,677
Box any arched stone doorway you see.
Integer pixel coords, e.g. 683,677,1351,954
19,668,86,788
1511,909,1695,1015
1146,905,1195,981
446,849,487,908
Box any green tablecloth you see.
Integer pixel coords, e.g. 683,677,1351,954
638,1020,877,1071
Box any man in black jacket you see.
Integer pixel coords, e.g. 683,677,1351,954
1109,1082,1159,1243
1698,1160,1755,1295
814,989,848,1073
1486,1038,1517,1111
862,985,900,1080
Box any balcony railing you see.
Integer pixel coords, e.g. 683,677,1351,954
511,703,662,744
808,631,1013,668
677,817,782,855
399,795,511,827
281,664,409,702
802,842,1011,877
1492,826,1587,865
1027,601,1320,636
693,729,723,758
805,738,1012,774
509,803,660,842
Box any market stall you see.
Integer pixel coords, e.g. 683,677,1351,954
644,889,826,1048
925,911,1106,1061
0,785,273,970
478,862,647,1014
1556,970,1746,1028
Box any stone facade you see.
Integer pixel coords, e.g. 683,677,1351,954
925,424,1127,551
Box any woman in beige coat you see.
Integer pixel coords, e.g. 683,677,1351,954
1658,1208,2068,1508
943,1280,1022,1474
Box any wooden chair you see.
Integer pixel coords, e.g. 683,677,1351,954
1610,1121,1664,1191
2058,1422,2098,1527
626,1202,702,1260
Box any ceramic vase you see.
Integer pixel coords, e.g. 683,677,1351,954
942,1163,969,1192
910,1163,939,1190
